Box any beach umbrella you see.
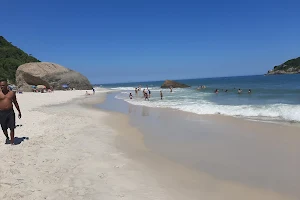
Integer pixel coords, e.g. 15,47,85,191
36,85,46,89
8,84,16,90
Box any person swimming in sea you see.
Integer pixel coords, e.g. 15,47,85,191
145,92,149,101
129,93,133,99
238,89,242,94
248,89,252,94
148,89,151,98
143,89,147,99
225,89,228,92
170,86,173,93
215,89,219,94
135,88,138,94
160,90,163,100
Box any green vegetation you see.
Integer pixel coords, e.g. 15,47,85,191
273,57,300,71
0,36,40,83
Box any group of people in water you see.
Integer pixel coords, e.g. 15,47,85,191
213,88,252,94
128,85,252,101
197,85,252,94
129,85,172,101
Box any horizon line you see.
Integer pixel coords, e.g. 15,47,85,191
94,74,263,85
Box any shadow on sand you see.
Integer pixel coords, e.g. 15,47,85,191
5,137,29,145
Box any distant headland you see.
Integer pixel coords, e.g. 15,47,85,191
266,57,300,75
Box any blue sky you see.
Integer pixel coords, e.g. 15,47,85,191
1,0,300,84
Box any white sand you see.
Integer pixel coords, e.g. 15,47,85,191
0,90,297,200
0,90,169,200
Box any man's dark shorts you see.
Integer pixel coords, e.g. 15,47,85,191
0,109,15,131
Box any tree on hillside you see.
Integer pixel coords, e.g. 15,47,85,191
0,36,40,82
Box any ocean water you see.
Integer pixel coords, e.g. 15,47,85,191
100,75,300,122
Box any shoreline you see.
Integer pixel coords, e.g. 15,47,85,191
98,92,300,199
110,86,300,125
0,90,297,199
108,78,300,124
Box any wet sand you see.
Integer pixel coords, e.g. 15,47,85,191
99,92,300,199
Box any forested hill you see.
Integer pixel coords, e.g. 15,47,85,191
267,57,300,75
0,36,40,83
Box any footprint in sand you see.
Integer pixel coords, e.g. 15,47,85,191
73,178,92,188
98,173,107,179
9,168,21,175
72,167,83,174
116,194,125,198
110,152,124,157
114,164,125,168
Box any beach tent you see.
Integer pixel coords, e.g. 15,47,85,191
8,84,17,91
36,85,46,89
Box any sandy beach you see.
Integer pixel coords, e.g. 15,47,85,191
0,89,172,200
0,89,298,200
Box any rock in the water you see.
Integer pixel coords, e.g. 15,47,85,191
161,80,190,88
16,62,92,91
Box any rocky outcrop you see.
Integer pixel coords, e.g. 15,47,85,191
267,69,300,75
16,62,92,91
161,80,190,88
266,57,300,75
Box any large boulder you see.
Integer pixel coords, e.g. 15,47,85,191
16,62,92,91
161,80,190,88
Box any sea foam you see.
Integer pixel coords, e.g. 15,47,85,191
114,88,300,122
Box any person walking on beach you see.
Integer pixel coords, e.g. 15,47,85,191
0,80,21,145
160,90,163,100
92,88,95,95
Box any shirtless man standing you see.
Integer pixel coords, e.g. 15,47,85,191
0,80,21,145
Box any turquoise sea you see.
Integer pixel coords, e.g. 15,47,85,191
99,74,300,122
